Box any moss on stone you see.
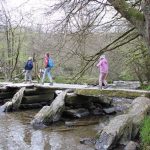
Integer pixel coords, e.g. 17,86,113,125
75,89,150,99
109,0,144,29
127,8,144,21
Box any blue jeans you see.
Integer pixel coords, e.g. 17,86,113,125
42,67,52,83
25,70,32,82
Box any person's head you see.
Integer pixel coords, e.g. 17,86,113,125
46,53,49,57
100,55,105,60
28,57,32,61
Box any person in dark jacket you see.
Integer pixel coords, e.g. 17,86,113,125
24,57,33,83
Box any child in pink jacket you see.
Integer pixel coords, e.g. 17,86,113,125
97,55,109,89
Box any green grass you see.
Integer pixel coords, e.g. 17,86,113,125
54,75,98,85
140,116,150,149
54,76,73,84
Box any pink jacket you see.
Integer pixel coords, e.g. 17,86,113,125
97,58,108,73
44,55,49,68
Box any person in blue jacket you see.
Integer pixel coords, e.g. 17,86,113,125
24,57,33,83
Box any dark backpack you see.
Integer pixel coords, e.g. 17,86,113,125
48,58,54,68
25,60,33,70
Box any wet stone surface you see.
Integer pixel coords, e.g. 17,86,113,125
111,97,133,113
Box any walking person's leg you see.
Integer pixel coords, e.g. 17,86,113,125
28,70,32,83
103,73,108,86
101,73,108,89
47,68,53,85
99,72,106,89
99,73,103,89
27,70,30,83
24,70,28,83
41,68,48,84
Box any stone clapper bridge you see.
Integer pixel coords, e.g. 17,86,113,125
0,82,150,150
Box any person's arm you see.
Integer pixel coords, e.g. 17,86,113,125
96,60,102,67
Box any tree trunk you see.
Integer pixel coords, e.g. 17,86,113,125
143,0,150,53
142,1,150,82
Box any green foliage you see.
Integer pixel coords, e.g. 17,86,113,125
140,85,150,91
126,40,150,83
121,0,144,21
119,70,134,81
146,86,150,91
140,116,150,149
128,7,144,21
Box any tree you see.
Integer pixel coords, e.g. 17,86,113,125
0,1,25,80
47,0,150,82
107,0,150,82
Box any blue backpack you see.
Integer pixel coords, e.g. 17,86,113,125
48,58,54,68
25,60,33,70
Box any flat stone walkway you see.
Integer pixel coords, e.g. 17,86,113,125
0,82,148,90
0,82,150,98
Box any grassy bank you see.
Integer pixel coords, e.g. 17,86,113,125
140,116,150,149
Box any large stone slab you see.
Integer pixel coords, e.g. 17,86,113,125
31,91,67,127
128,96,150,138
75,88,150,99
1,87,25,111
22,93,54,104
65,93,88,107
95,114,132,150
95,96,150,150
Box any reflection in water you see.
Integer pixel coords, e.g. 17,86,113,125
0,110,107,150
49,132,63,150
31,131,44,150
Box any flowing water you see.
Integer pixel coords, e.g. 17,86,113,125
0,109,108,150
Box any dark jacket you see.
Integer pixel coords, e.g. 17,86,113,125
25,60,33,70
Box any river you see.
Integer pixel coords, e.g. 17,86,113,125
0,109,108,150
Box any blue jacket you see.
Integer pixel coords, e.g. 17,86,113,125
25,60,33,70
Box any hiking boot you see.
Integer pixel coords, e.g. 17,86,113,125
103,85,109,89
